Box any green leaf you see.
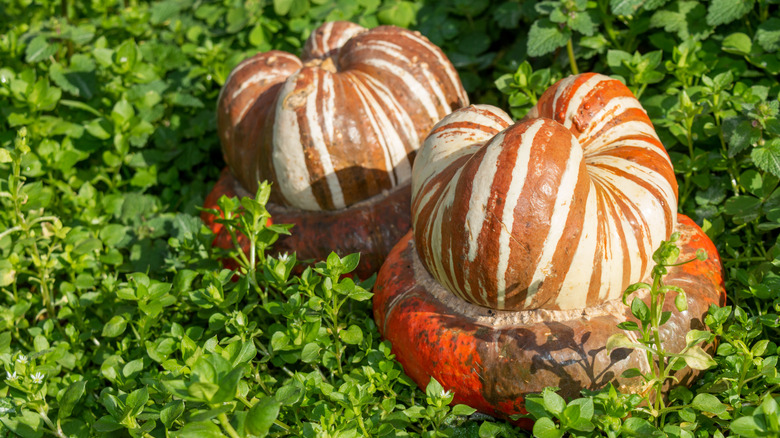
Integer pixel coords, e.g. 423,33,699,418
426,377,447,399
377,1,417,28
621,417,660,436
211,365,245,403
707,0,755,26
478,421,505,438
631,297,650,323
0,259,16,287
123,387,148,421
723,33,753,56
102,315,128,337
533,417,564,438
724,196,762,224
567,398,594,422
25,35,58,63
607,333,638,352
542,388,566,416
160,400,184,429
756,18,780,53
692,393,727,416
682,345,717,370
760,395,778,416
150,1,184,24
569,12,596,36
622,368,643,378
0,409,44,438
675,292,688,312
93,416,123,432
752,339,770,356
611,0,644,16
730,415,767,437
650,1,709,40
170,421,225,438
527,19,570,57
341,253,360,273
111,99,134,126
273,0,293,15
685,330,712,346
451,404,477,416
752,139,780,179
340,325,363,345
58,381,86,419
246,397,281,437
300,342,320,363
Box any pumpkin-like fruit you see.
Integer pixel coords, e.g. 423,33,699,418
218,20,468,211
204,21,468,276
373,73,725,422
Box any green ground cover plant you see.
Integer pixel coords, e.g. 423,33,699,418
0,0,779,436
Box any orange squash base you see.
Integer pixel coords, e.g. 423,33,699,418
202,168,412,278
373,215,726,426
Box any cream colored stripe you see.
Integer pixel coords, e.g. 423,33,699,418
323,74,335,145
551,75,578,120
412,106,511,199
582,120,659,151
419,63,451,115
320,22,333,53
305,73,344,208
347,74,406,186
429,167,471,302
359,73,418,148
465,131,507,262
398,31,468,105
352,44,441,120
554,185,598,309
272,74,319,210
231,71,279,101
496,120,545,308
587,155,677,217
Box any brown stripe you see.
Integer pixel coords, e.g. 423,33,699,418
554,74,596,124
333,72,393,206
500,121,571,308
472,106,512,130
293,68,332,210
429,120,500,137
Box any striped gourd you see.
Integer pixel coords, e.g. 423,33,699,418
411,73,678,311
218,21,468,211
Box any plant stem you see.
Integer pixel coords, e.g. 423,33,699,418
355,409,370,436
566,39,579,75
218,412,242,438
38,408,67,438
636,82,649,100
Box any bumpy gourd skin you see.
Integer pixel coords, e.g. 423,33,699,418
217,21,468,212
412,73,678,311
373,216,725,425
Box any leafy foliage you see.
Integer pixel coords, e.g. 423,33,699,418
1,0,780,436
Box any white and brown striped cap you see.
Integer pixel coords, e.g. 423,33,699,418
217,21,469,211
412,73,678,311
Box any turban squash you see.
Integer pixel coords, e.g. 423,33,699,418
202,21,468,276
373,73,726,421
